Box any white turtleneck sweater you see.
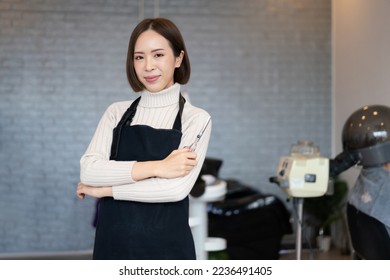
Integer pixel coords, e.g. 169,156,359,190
80,83,211,202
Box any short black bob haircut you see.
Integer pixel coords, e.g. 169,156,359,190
126,18,191,92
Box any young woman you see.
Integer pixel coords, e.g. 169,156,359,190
76,18,211,260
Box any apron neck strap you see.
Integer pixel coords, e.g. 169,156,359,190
123,97,141,127
109,97,141,160
173,94,186,131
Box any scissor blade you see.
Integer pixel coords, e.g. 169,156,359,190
198,116,211,138
187,117,211,151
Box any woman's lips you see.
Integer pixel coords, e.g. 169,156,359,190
144,75,160,83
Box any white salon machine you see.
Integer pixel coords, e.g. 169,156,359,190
270,140,329,260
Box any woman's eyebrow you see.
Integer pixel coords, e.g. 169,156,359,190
134,48,165,54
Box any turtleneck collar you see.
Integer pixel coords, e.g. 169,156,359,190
138,83,181,108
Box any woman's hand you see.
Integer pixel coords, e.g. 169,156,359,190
77,182,113,199
131,148,198,181
158,148,198,178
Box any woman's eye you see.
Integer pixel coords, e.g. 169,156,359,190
134,55,143,60
155,53,164,58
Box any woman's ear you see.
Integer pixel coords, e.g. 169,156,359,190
175,50,184,68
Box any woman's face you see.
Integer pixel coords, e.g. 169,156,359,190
133,30,183,93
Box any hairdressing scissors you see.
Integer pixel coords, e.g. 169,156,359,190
187,116,211,152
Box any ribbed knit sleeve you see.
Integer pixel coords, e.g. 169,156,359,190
80,101,137,186
80,83,212,202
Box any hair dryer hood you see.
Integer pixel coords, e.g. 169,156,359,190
342,104,390,167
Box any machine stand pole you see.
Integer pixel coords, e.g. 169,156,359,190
294,197,304,260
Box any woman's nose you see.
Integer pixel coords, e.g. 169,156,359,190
145,57,155,71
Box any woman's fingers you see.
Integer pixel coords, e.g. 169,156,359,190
76,183,86,199
76,183,112,199
160,149,198,178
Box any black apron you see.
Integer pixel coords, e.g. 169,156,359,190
93,95,196,260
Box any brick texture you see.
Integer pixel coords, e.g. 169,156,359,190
0,0,331,253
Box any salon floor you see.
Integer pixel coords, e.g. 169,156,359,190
279,247,353,260
278,237,354,260
276,231,356,260
0,236,354,260
0,249,354,260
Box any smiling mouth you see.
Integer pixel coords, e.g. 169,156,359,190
144,75,160,83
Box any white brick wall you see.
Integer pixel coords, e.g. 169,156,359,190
0,0,331,253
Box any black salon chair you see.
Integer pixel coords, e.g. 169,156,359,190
347,203,390,260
